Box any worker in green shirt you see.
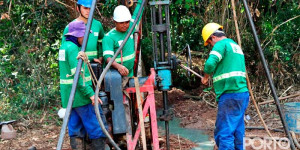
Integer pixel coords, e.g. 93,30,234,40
61,0,105,63
201,23,249,150
102,3,143,77
59,20,107,150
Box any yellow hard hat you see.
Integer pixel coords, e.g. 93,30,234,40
202,23,223,46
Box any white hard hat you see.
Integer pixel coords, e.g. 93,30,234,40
113,5,131,22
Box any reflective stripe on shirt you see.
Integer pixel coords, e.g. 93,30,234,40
210,51,222,62
60,76,92,84
85,51,97,57
71,68,84,75
71,68,76,75
60,79,73,84
103,51,114,56
83,76,92,82
213,71,246,83
115,53,135,63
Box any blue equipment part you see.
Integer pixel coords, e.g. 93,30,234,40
104,69,127,134
284,102,300,133
157,69,172,91
99,91,109,118
128,77,148,87
77,0,92,8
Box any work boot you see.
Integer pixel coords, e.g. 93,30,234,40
84,137,92,150
91,137,106,150
70,137,85,150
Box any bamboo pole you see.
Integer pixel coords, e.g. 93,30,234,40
134,77,147,150
230,0,278,144
230,0,241,46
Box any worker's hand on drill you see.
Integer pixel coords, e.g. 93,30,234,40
201,74,210,85
117,64,129,76
90,95,103,105
93,57,103,64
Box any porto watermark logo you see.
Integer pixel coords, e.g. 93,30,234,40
244,137,290,150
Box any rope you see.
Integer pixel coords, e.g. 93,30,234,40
77,51,98,88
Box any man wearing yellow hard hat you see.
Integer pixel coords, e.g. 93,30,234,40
201,23,249,150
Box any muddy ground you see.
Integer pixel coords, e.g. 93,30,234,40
0,88,299,150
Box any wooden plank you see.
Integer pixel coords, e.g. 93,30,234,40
134,77,147,150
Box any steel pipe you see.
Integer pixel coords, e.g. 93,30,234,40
242,0,296,149
93,1,146,150
56,0,98,149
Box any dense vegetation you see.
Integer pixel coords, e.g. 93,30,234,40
0,0,299,121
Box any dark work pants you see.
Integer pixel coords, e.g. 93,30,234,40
214,92,249,150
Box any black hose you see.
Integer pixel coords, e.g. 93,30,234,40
93,1,146,150
241,0,296,149
56,0,98,150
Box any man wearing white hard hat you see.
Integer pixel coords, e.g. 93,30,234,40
102,3,143,77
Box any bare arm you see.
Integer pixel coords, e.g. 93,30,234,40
106,57,129,76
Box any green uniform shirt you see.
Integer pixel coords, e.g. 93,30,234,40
61,19,105,61
102,0,143,77
59,41,94,108
102,28,135,77
204,38,248,100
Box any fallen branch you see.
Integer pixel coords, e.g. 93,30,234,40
178,134,181,150
96,7,102,18
183,94,201,100
246,126,284,132
258,93,300,105
54,0,74,10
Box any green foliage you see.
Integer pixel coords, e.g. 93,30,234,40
0,0,299,121
247,0,300,89
0,0,68,121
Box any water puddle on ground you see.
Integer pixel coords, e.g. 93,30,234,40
158,117,214,150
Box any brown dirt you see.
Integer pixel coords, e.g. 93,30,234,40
159,134,197,150
1,88,299,150
155,88,300,150
0,123,70,150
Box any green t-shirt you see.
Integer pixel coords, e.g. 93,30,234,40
59,41,94,108
61,19,105,61
102,0,143,77
204,38,248,100
102,28,135,77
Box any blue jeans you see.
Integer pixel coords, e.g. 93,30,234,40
214,92,249,150
68,103,107,139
